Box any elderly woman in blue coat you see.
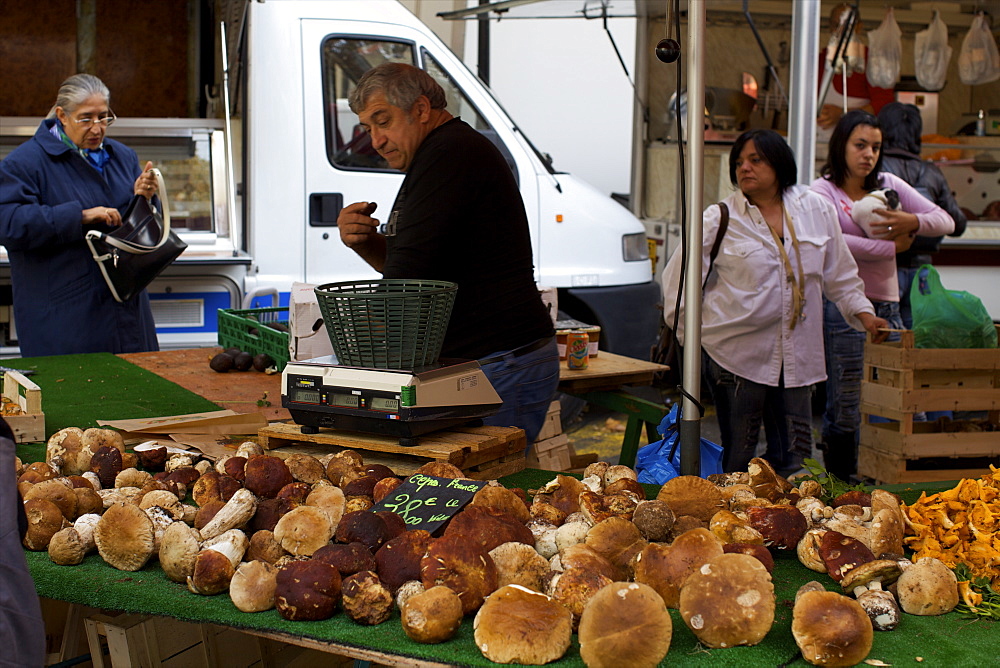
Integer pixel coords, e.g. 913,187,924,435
0,73,160,357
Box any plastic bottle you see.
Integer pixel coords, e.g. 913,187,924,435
976,109,986,137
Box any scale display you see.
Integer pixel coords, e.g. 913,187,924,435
371,396,399,412
292,388,321,403
329,393,361,408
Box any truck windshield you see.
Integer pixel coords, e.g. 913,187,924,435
320,35,517,183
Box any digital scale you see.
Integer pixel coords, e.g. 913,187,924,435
281,356,503,445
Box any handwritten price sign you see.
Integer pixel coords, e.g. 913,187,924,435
371,473,487,534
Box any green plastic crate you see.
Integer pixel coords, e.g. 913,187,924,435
217,306,290,371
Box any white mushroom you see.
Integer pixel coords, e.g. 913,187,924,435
198,488,258,540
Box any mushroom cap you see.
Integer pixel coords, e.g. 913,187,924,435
373,531,431,593
632,499,676,542
678,552,775,649
819,531,875,583
24,479,78,522
282,453,327,484
869,507,904,558
187,549,236,595
48,527,87,566
94,502,155,571
334,510,391,553
656,475,724,522
895,557,959,616
412,461,466,479
792,590,873,667
317,541,378,579
229,560,278,612
547,567,613,629
275,560,342,621
578,582,672,668
559,543,618,583
633,528,723,609
584,516,647,579
273,505,334,556
797,529,829,573
304,484,346,528
488,541,549,592
420,534,498,615
159,521,202,583
244,455,294,499
473,584,572,665
723,543,775,573
747,457,795,501
795,580,828,604
534,474,587,517
47,427,87,475
246,529,289,565
400,585,463,644
746,504,808,550
469,485,530,524
840,559,902,592
444,504,533,553
341,570,393,625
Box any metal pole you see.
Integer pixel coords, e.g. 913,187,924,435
679,0,705,476
788,0,822,184
220,21,240,256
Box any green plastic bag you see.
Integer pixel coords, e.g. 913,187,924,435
911,265,998,349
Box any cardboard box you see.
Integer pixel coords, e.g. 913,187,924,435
555,318,600,360
3,369,44,443
288,282,335,362
538,286,559,326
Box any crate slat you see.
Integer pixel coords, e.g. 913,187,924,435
2,370,45,443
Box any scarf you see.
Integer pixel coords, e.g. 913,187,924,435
50,120,110,174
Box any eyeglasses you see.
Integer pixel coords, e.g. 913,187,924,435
71,113,117,128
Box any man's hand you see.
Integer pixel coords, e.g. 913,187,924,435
857,312,891,344
338,201,380,249
337,201,386,271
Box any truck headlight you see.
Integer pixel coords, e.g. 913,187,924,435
622,232,649,262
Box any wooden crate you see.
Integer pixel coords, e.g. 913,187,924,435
258,421,526,480
3,369,44,443
527,433,572,471
859,326,1000,484
535,400,562,442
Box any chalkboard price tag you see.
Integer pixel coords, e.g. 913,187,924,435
371,473,487,534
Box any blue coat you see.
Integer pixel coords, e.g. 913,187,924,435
0,120,158,357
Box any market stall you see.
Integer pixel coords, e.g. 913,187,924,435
10,353,998,667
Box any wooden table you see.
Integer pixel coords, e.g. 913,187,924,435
121,348,669,467
558,351,669,467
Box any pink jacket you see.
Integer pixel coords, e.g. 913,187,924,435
810,172,955,302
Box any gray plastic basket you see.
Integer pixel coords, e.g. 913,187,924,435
314,279,457,369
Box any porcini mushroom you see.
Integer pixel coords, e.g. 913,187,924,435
792,590,873,667
401,585,463,644
229,560,278,612
473,585,572,664
678,552,775,649
578,582,672,668
840,559,903,631
94,502,155,571
895,557,959,616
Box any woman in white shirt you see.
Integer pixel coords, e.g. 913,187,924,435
661,129,888,474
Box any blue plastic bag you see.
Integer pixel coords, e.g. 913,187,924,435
635,404,724,484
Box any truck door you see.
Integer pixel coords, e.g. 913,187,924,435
300,21,537,285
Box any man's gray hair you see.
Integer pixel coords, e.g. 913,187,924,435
46,73,110,118
348,63,446,114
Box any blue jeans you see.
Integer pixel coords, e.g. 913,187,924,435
703,353,814,474
822,298,903,443
480,337,560,448
898,266,918,330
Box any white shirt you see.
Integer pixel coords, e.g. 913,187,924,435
661,185,874,388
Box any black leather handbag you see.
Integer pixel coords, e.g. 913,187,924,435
85,168,187,303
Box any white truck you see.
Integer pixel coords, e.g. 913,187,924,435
0,0,661,360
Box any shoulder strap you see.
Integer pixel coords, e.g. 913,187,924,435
702,202,729,290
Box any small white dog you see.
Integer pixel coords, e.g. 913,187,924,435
850,188,901,238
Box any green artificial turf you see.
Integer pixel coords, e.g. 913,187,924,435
14,354,998,666
5,352,220,441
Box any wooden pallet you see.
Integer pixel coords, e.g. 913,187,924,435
859,327,1000,484
258,422,526,481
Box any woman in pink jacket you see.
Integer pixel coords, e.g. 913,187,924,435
811,110,954,482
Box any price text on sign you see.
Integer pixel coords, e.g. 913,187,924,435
370,473,487,534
